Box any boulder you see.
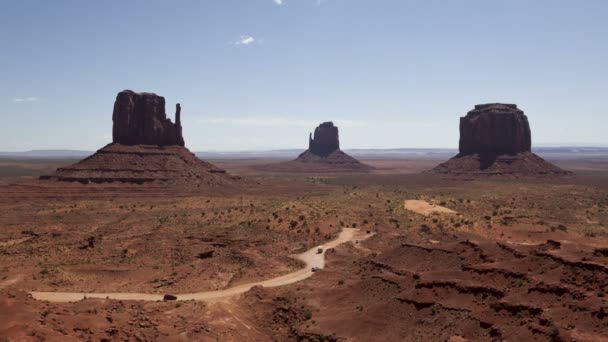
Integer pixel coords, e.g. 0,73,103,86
112,90,184,146
197,250,215,259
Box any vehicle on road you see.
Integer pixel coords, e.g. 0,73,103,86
317,246,324,254
311,267,320,272
163,294,178,301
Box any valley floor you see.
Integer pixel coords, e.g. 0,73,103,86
1,158,608,341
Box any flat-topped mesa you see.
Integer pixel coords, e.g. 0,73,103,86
309,121,340,157
430,103,570,176
112,90,185,146
459,103,531,156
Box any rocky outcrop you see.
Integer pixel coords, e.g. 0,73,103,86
41,90,242,186
431,104,570,176
112,90,184,146
459,104,531,155
309,122,340,157
256,121,372,172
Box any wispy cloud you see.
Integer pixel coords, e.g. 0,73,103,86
196,117,368,128
232,35,257,46
13,97,40,103
273,0,284,5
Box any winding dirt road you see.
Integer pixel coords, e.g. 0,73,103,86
31,228,371,303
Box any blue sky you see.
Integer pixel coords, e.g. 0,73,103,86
1,0,607,151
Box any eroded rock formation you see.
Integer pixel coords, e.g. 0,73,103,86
309,122,340,157
112,90,184,146
261,121,373,172
41,90,241,185
459,104,531,156
431,104,570,176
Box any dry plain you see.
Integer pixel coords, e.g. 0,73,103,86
1,156,608,341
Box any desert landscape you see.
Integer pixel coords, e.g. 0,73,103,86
3,1,607,341
2,92,608,341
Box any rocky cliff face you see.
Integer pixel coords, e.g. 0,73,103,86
459,103,531,156
309,122,340,157
112,90,184,146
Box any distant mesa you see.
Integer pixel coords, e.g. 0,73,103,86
459,103,531,155
308,121,340,157
431,103,571,176
258,121,373,173
41,90,240,185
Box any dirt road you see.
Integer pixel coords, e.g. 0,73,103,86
31,228,371,303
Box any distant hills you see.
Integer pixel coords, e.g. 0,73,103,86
0,150,95,158
1,147,607,160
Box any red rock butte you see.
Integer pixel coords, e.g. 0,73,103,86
459,103,531,155
308,121,340,157
40,90,241,185
257,122,373,173
431,103,570,176
112,90,185,146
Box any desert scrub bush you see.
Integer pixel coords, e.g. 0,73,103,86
549,325,561,341
419,224,431,234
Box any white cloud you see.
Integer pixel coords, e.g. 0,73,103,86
273,0,284,5
13,97,40,103
196,117,369,128
233,35,256,46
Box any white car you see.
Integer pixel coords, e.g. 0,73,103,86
311,266,320,272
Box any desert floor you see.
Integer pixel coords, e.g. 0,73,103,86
1,157,608,341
